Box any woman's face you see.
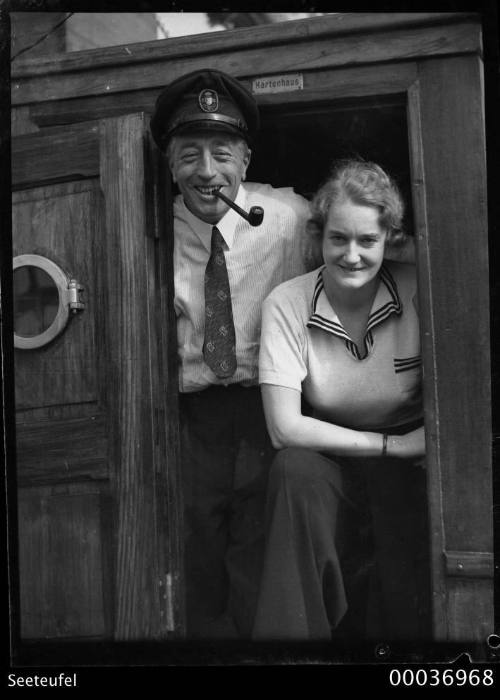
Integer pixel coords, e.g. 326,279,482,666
322,197,387,295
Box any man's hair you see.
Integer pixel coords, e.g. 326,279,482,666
304,159,407,269
166,132,250,170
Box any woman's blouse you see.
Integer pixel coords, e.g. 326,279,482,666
259,261,422,431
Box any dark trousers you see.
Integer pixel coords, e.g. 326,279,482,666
179,385,275,638
252,446,430,641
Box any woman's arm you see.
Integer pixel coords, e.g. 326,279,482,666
262,384,384,457
387,426,426,459
262,384,426,459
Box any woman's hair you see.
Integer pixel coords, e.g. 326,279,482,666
303,159,407,270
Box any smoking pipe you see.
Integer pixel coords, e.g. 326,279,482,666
214,190,264,227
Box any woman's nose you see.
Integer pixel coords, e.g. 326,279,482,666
343,242,361,263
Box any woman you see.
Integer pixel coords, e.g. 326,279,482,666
253,159,429,641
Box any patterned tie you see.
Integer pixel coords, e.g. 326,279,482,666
203,226,237,378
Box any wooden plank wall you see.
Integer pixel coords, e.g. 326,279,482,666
12,20,480,106
11,13,480,136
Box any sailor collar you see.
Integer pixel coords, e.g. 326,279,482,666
307,264,403,360
181,184,247,253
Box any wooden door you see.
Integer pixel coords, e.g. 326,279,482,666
12,113,182,643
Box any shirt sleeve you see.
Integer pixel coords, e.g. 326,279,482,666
269,187,311,279
259,288,307,391
412,293,419,316
288,191,311,277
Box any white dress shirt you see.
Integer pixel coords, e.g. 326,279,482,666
174,182,310,392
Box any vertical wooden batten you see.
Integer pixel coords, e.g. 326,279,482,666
100,113,168,639
408,55,492,642
407,80,448,641
144,134,185,635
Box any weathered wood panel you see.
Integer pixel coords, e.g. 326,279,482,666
18,483,113,639
28,62,418,130
410,55,492,641
16,403,100,423
16,415,108,486
444,551,494,579
12,180,100,411
446,580,493,642
12,20,481,106
11,105,40,136
11,12,478,77
100,113,167,639
11,122,99,188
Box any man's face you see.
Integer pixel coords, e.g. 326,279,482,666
168,133,251,224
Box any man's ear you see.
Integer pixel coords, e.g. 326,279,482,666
242,148,252,180
169,162,178,184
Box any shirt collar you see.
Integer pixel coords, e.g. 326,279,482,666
180,184,246,253
307,264,402,341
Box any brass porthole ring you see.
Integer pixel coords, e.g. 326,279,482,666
13,254,84,350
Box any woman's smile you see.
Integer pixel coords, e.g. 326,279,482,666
321,198,387,298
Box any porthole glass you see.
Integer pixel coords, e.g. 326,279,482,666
14,266,59,337
13,255,84,350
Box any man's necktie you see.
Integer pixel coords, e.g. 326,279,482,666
203,226,237,378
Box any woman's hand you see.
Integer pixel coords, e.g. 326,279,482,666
387,426,426,461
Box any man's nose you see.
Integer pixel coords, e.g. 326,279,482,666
198,152,217,179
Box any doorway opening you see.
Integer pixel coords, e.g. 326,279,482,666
249,94,414,236
249,93,431,640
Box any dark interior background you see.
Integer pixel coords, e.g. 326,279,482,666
248,94,414,236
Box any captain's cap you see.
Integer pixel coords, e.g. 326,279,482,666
150,69,259,152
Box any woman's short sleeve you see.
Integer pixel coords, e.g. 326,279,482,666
259,288,308,391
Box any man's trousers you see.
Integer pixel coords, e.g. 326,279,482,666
179,385,275,638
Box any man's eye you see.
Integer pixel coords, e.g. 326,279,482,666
179,152,198,161
360,237,377,246
213,151,232,160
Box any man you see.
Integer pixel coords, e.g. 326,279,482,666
150,69,310,638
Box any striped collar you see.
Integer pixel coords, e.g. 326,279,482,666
307,264,402,359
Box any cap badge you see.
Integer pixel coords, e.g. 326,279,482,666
199,89,219,113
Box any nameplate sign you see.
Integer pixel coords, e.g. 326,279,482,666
252,74,304,94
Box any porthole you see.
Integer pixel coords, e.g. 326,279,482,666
13,254,84,350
